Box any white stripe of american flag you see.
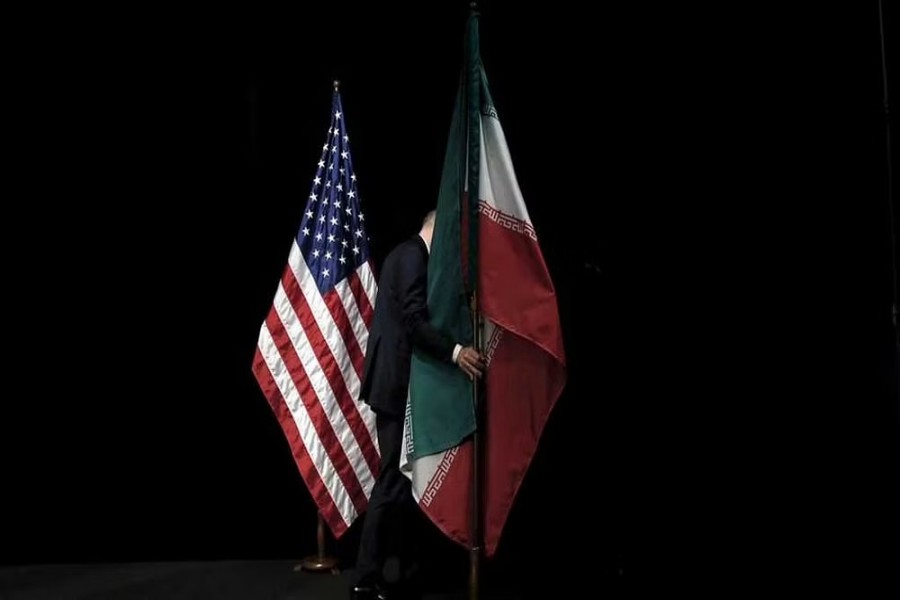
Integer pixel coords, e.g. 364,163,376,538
335,262,376,360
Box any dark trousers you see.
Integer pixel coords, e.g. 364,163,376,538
355,413,419,586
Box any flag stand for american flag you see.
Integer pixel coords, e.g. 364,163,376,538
293,514,339,573
252,79,380,577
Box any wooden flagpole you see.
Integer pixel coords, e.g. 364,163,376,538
876,0,900,367
294,513,339,574
470,291,484,600
467,4,484,599
294,79,344,578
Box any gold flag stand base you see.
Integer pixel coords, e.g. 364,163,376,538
293,555,339,574
294,514,340,574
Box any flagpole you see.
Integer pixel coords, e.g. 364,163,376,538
294,78,345,577
470,290,484,600
466,4,484,599
876,0,900,375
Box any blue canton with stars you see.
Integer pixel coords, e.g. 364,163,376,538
296,90,369,294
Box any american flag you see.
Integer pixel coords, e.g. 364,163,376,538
252,87,380,538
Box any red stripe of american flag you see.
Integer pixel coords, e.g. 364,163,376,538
348,269,375,327
322,290,366,381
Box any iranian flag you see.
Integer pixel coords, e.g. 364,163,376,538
400,10,567,557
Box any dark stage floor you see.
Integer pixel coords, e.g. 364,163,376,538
0,561,525,600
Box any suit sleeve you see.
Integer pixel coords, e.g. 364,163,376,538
396,247,456,362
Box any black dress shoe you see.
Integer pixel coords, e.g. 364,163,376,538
350,583,390,600
350,584,375,600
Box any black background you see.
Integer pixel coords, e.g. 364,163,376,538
3,1,898,596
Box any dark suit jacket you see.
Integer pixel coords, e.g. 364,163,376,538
360,235,456,418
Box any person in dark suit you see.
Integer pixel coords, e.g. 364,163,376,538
352,210,484,600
